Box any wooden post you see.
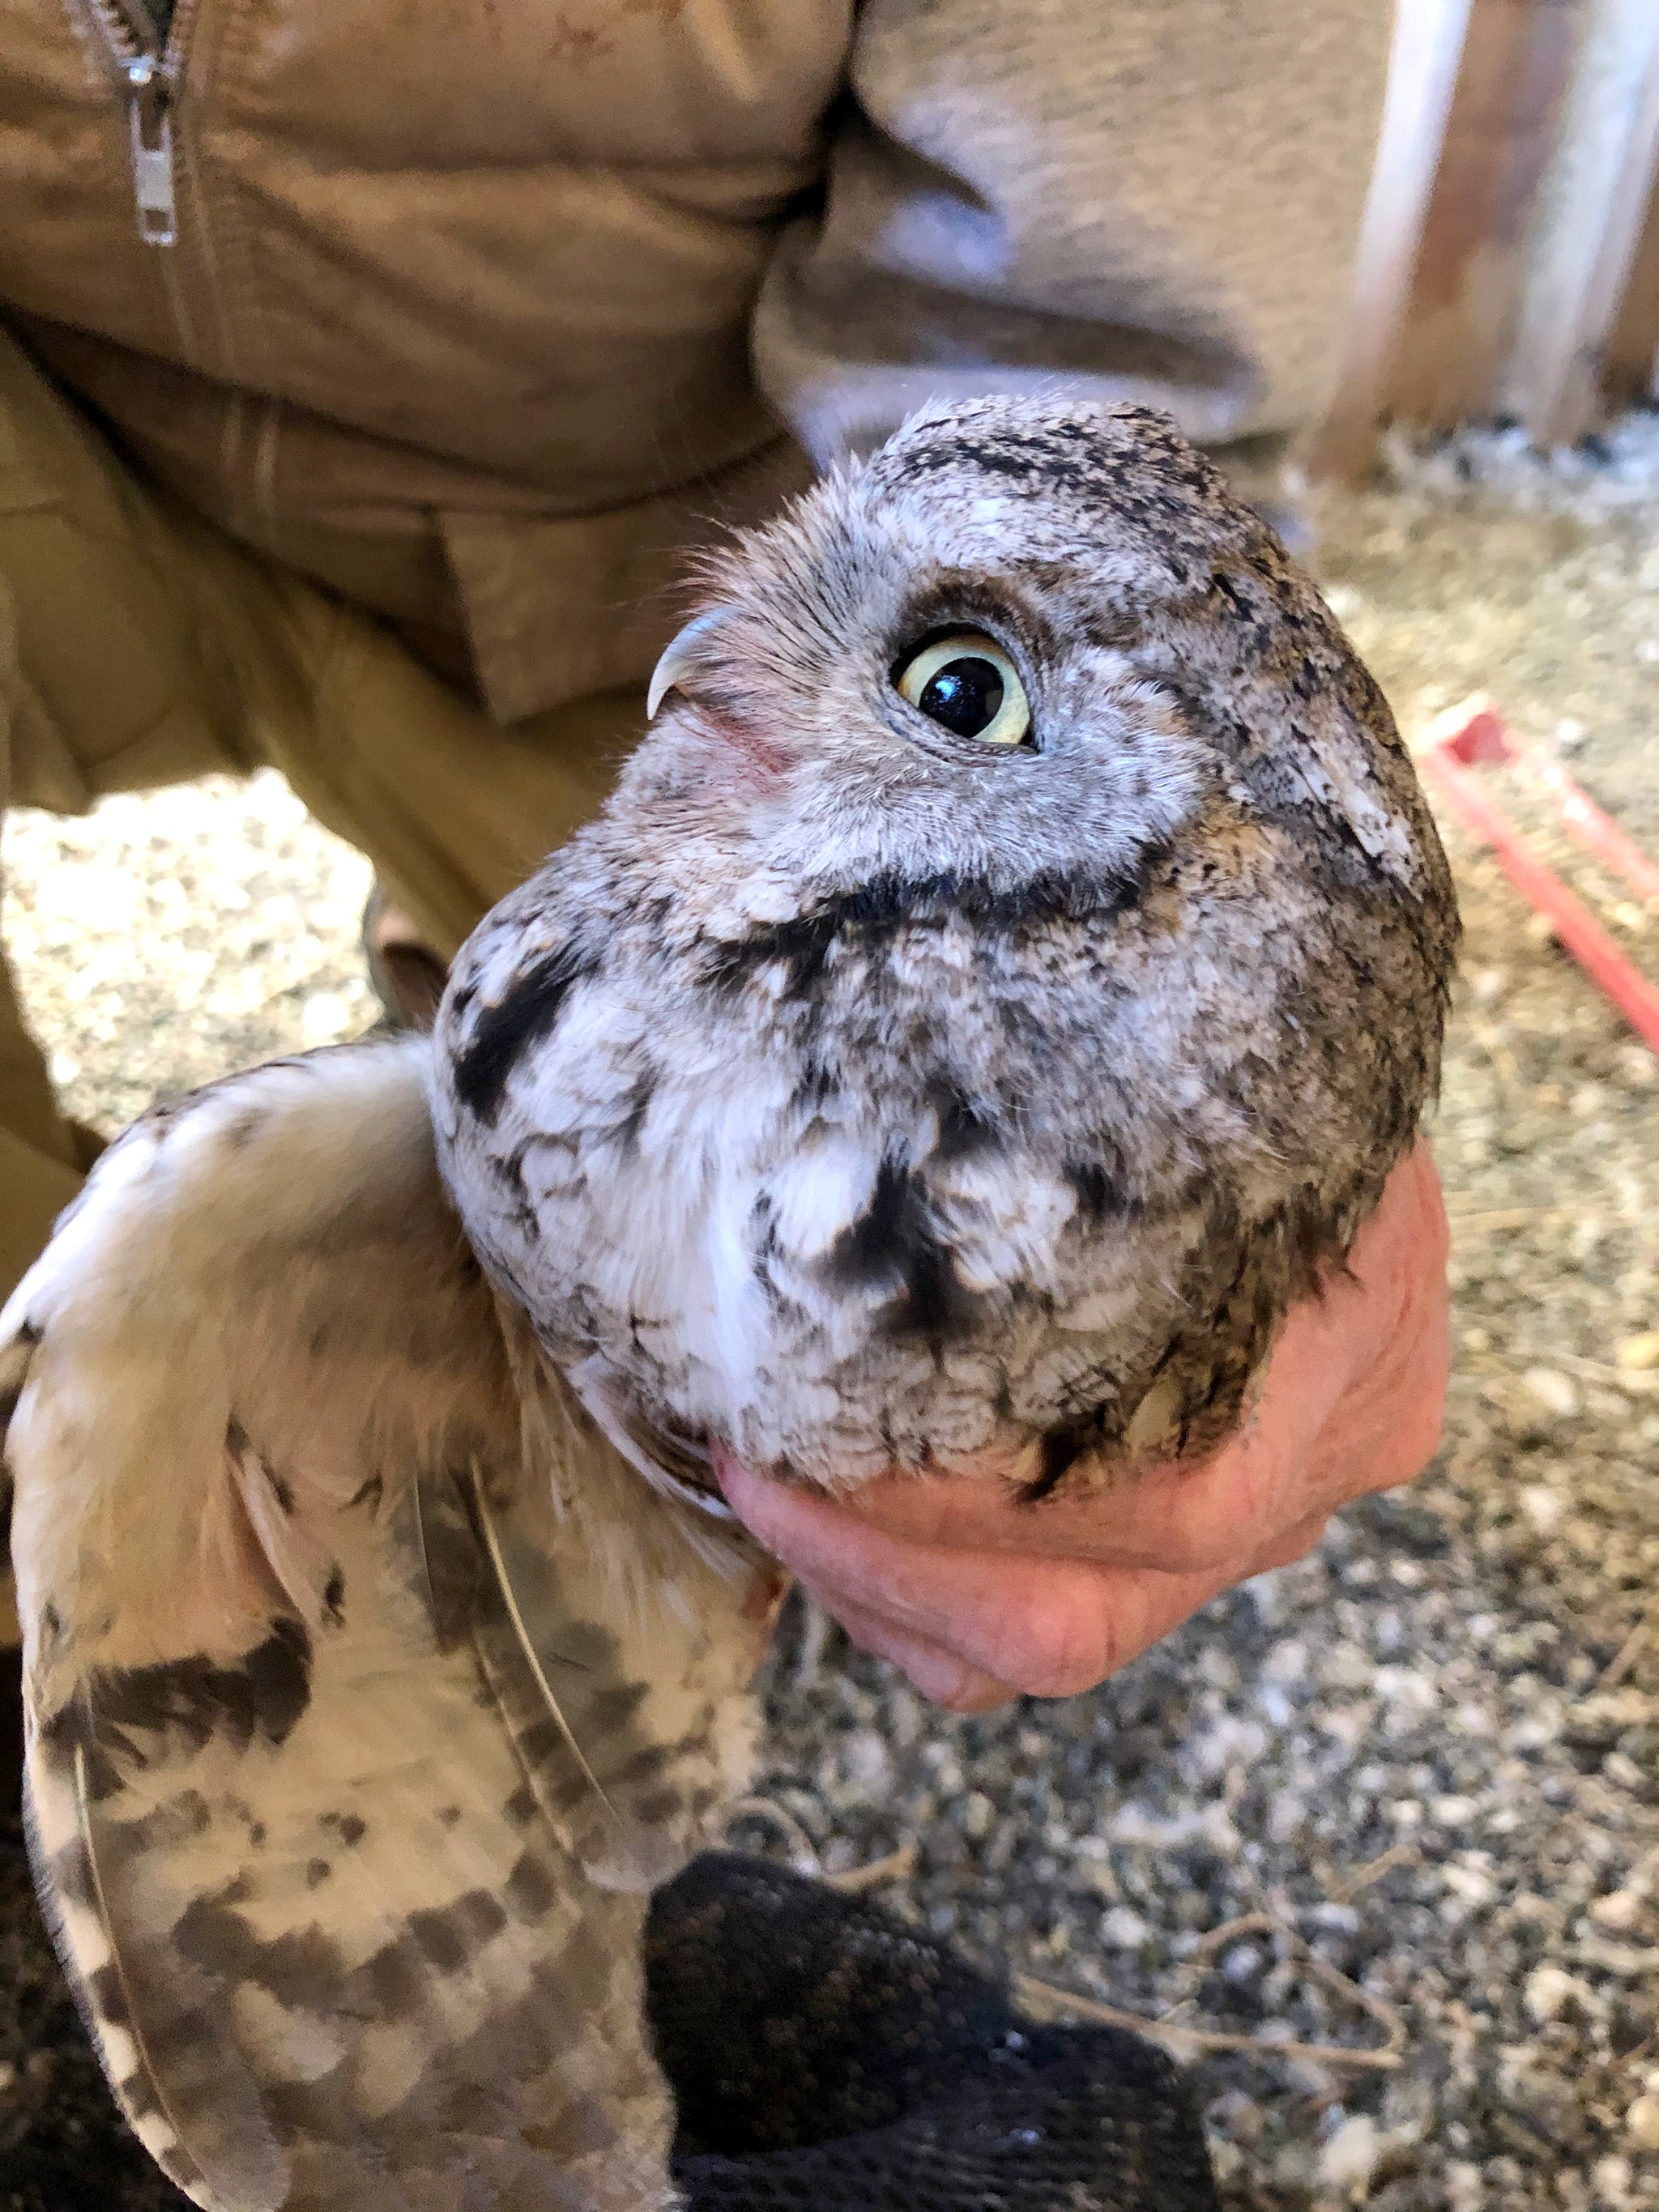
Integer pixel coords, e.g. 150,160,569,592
1311,0,1474,481
1603,165,1659,406
1500,0,1659,442
1386,0,1586,432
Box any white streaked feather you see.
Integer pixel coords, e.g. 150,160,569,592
462,1459,625,1835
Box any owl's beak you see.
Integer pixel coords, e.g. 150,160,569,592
646,607,735,720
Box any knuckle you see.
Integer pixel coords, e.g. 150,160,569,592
1368,1385,1448,1495
1258,1513,1327,1574
939,1678,1011,1715
1162,1489,1247,1575
1014,1603,1115,1699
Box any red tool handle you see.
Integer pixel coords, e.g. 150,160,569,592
1418,737,1659,1055
1529,756,1659,906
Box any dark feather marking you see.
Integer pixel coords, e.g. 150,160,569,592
113,2067,167,2130
121,1788,213,1853
518,1716,594,1792
889,434,1235,561
1066,1156,1135,1223
610,1741,674,1788
224,1110,266,1150
408,1890,509,1972
305,1858,331,1888
1020,1410,1109,1504
633,1787,685,1828
322,1566,345,1626
86,1962,133,2031
616,1074,655,1149
226,1417,293,1513
170,1899,348,2009
791,1057,835,1111
321,1811,366,1847
503,1849,560,1924
44,1621,313,1799
616,1403,718,1499
132,1997,216,2086
885,412,1220,502
928,1080,1003,1161
361,1937,428,2018
542,1617,620,1673
547,2091,625,2164
829,1156,965,1346
588,1681,650,1733
450,940,599,1123
48,1838,97,1913
348,1472,383,1515
706,861,1167,998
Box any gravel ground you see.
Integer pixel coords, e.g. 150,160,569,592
3,422,1658,2211
2,775,377,1140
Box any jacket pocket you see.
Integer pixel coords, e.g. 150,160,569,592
439,435,812,727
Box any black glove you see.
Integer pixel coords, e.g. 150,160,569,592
646,1852,1221,2212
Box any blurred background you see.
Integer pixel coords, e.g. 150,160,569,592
4,6,1659,2210
1316,0,1659,471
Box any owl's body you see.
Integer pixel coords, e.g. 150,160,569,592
437,399,1456,1501
2,398,1454,2210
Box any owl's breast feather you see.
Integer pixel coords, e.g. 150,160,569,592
441,892,1265,1491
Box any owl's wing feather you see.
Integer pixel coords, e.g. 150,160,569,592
1,1040,686,2211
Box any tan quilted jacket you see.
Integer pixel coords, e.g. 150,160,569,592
0,0,1390,722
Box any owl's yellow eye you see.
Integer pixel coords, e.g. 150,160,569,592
893,632,1032,748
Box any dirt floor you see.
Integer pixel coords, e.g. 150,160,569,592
2,419,1657,2211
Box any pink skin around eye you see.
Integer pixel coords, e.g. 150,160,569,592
682,705,792,784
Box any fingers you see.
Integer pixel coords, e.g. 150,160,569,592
821,1542,1236,1701
1239,1507,1331,1577
744,1349,1319,1579
789,1502,1333,1708
723,1457,1092,1676
794,1579,1015,1712
723,1455,1235,1700
805,1435,1286,1577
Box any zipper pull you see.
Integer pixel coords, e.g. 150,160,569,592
124,53,177,248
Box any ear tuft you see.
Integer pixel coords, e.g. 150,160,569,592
646,607,736,720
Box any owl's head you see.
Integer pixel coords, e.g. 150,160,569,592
621,394,1428,923
437,398,1454,1502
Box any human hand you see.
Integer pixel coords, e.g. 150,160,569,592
717,1143,1450,1711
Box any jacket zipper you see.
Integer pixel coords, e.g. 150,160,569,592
83,0,179,246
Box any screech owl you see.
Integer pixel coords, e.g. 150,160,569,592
435,394,1457,1509
2,397,1455,2210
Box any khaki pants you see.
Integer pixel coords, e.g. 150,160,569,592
0,325,633,1303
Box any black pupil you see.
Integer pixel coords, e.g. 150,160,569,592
917,655,1004,737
